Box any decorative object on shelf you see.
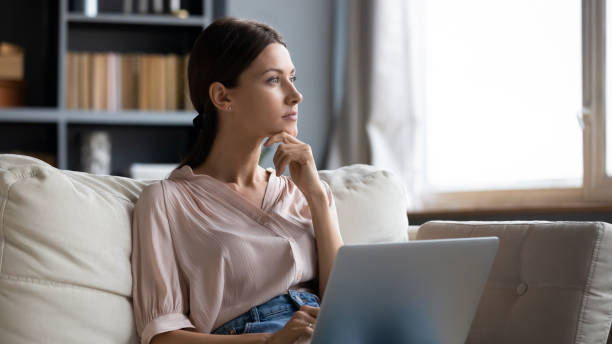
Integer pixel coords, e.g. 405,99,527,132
80,131,112,175
85,0,98,17
170,0,189,18
70,0,99,16
0,42,24,80
152,0,163,14
0,42,25,107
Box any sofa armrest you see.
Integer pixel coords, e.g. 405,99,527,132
415,221,612,344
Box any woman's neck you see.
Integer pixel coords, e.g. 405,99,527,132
192,131,267,188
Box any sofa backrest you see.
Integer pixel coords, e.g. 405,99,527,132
0,154,408,343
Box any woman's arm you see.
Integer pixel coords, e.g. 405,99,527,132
264,131,344,299
152,330,270,344
305,187,343,299
151,305,318,344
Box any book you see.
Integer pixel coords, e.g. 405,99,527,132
78,53,91,109
138,54,150,110
176,54,185,110
164,55,178,110
121,54,138,109
149,54,165,110
152,0,163,14
137,0,148,14
91,53,108,110
123,0,133,14
107,53,120,111
65,52,79,109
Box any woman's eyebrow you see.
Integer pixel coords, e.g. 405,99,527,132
260,67,296,76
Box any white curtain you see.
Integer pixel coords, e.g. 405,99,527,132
326,0,425,209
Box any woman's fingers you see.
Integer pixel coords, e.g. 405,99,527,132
264,131,302,147
289,312,317,334
267,305,319,344
298,305,320,318
272,144,310,176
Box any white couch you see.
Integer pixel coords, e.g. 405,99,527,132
1,153,611,344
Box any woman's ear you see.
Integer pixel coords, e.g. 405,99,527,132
209,82,233,111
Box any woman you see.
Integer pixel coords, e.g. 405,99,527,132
131,17,343,344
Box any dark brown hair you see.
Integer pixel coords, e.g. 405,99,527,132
178,17,286,169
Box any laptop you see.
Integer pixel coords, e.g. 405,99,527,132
310,237,499,344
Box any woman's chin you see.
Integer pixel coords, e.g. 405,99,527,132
266,124,298,138
275,124,298,137
286,125,298,137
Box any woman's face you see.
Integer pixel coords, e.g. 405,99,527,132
227,43,303,138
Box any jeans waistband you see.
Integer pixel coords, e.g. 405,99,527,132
212,290,320,334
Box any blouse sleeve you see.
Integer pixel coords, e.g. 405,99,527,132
131,182,195,344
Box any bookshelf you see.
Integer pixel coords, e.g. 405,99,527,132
0,0,222,176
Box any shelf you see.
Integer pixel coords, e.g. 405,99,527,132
67,13,207,27
0,108,196,126
0,108,59,123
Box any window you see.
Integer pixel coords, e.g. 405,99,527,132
416,0,612,208
423,0,581,191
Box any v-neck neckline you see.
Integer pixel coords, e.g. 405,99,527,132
187,166,277,214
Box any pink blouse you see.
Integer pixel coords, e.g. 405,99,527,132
131,165,336,344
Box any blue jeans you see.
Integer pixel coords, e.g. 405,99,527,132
212,290,320,335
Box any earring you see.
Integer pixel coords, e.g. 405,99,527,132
228,106,232,111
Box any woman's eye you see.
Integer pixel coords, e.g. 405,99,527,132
268,76,297,84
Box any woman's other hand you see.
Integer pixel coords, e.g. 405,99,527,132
264,131,324,199
265,305,319,344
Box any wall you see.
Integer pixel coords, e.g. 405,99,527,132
226,0,334,170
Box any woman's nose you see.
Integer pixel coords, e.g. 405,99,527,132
287,83,303,105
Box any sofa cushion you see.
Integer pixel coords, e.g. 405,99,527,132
318,164,409,244
0,154,150,343
416,221,612,344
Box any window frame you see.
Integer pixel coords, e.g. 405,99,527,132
583,0,612,200
416,0,612,212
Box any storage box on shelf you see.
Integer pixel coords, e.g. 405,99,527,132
0,42,26,107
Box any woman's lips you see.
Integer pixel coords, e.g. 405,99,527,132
283,114,298,121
